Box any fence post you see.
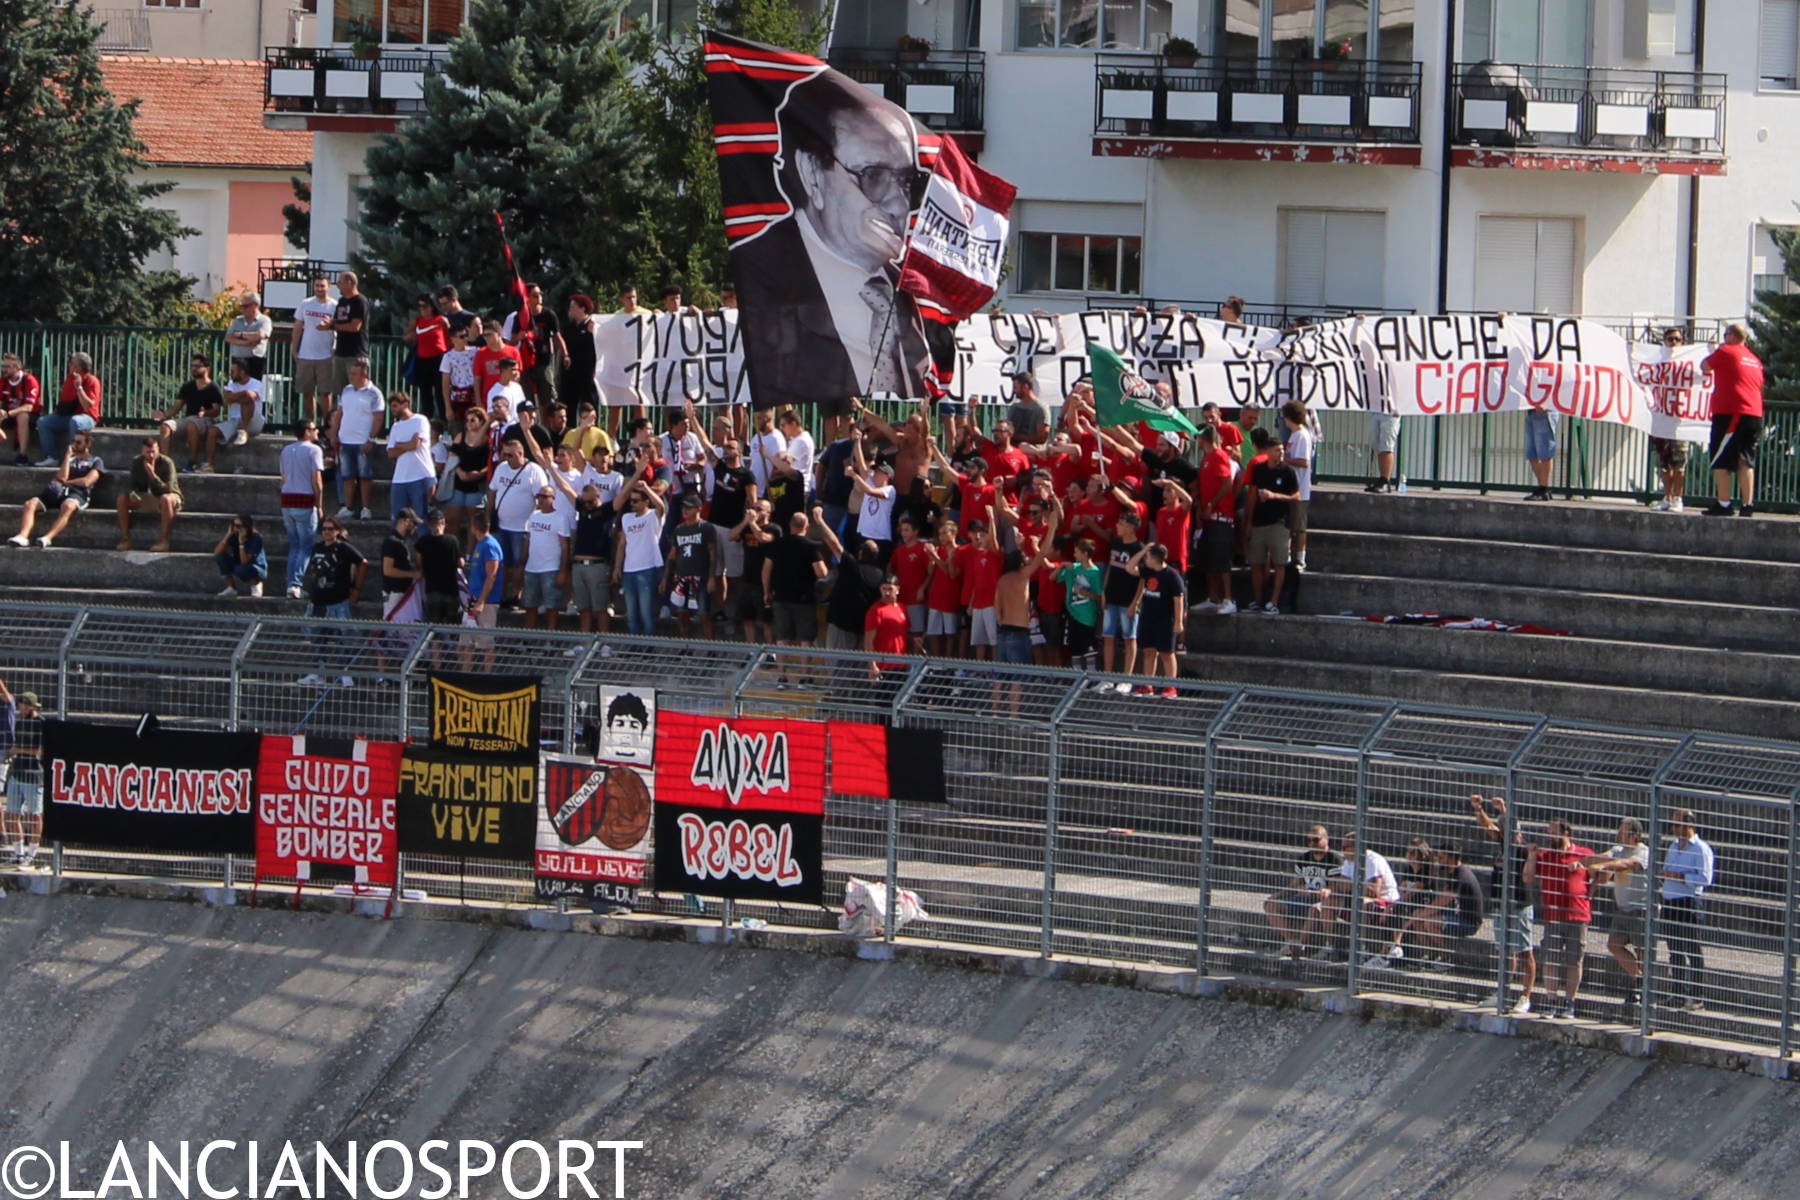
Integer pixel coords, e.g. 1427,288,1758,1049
227,618,260,732
1344,707,1398,999
1040,680,1084,959
563,640,603,752
1784,788,1798,1058
884,662,931,947
55,609,88,719
1197,690,1246,974
396,627,432,739
1643,736,1689,1038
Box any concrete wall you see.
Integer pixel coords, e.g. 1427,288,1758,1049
306,133,379,264
140,168,303,300
98,1,299,58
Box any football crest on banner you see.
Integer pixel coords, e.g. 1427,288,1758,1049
1119,363,1170,413
596,685,657,766
545,759,652,852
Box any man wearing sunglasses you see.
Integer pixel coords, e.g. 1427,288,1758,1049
735,73,931,422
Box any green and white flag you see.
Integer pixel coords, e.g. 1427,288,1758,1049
1087,342,1199,434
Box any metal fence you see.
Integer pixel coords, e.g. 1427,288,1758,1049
12,604,1800,1057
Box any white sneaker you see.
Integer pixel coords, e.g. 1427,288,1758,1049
1263,603,1281,615
358,508,372,521
1114,682,1133,695
286,585,304,599
232,430,249,446
1215,600,1238,616
249,582,263,597
334,506,353,520
1385,945,1404,961
33,458,55,468
33,536,50,549
1668,498,1684,512
1509,997,1532,1016
337,675,353,687
1090,680,1113,693
1360,955,1393,972
6,535,27,547
218,584,238,597
1652,499,1671,511
1191,599,1219,615
298,673,325,686
1294,554,1307,570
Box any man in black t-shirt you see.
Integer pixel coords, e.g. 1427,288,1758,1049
154,356,224,469
1100,510,1146,680
1139,434,1198,521
1397,844,1488,968
1264,823,1346,957
300,518,367,686
762,512,825,648
705,435,757,590
570,483,617,634
664,494,722,639
415,508,465,627
380,509,422,622
326,271,371,394
1245,430,1300,614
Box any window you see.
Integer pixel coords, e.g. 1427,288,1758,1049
1279,209,1386,309
1207,0,1411,60
1018,233,1142,295
1754,225,1799,297
332,0,468,45
1462,0,1590,64
1763,0,1799,89
1017,0,1170,49
1475,216,1578,313
141,0,201,8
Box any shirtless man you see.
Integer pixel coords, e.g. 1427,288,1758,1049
853,400,932,493
993,494,1062,715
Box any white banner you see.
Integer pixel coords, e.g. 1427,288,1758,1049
589,307,1719,441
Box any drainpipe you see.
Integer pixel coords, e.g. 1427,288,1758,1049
1436,0,1460,314
1683,0,1707,320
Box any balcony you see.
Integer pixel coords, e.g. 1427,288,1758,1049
94,9,153,54
1451,63,1726,175
1093,55,1423,165
263,46,454,131
257,258,353,313
827,48,985,148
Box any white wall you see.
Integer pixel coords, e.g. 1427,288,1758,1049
306,133,380,264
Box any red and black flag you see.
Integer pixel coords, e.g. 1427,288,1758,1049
829,723,948,805
493,212,535,371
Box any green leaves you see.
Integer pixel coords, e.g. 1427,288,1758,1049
1750,221,1800,405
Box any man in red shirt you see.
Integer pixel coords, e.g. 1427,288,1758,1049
888,516,933,652
864,577,911,676
0,353,42,467
1701,323,1766,516
1192,426,1240,615
957,520,1004,662
1524,817,1595,1020
923,520,963,657
472,322,523,409
1153,478,1192,577
38,353,101,466
979,421,1031,495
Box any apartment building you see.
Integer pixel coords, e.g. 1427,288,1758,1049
267,1,1798,327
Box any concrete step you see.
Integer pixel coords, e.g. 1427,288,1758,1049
0,511,399,555
1308,529,1800,608
1303,572,1800,654
0,547,392,600
0,463,393,516
1184,612,1800,704
1313,485,1800,562
1180,649,1800,741
81,429,402,481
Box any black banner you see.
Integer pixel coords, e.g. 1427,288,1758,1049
426,672,540,761
396,745,536,861
651,802,823,905
41,720,259,854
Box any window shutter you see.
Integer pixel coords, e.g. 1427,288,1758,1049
1322,210,1386,309
1762,0,1800,88
1280,209,1326,308
1475,217,1539,312
1532,218,1578,313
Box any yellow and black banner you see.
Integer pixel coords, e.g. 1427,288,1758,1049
426,672,540,761
396,745,537,861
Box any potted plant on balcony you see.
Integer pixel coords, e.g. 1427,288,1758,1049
897,34,931,63
351,37,381,61
1162,36,1199,70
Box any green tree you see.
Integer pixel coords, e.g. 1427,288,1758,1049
351,0,659,331
1750,224,1800,404
613,0,831,301
283,166,311,254
0,0,193,323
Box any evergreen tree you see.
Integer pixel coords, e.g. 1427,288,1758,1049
352,0,659,330
1750,225,1800,404
283,167,311,254
0,0,193,323
613,0,831,302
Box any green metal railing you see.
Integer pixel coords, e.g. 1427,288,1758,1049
5,321,1796,510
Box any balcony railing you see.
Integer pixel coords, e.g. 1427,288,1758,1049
1452,62,1726,158
94,9,153,54
1094,54,1423,144
827,48,985,134
264,45,454,117
257,258,353,314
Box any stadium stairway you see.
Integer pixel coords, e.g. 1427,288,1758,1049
1182,485,1800,739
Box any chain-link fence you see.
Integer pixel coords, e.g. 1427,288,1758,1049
12,603,1800,1056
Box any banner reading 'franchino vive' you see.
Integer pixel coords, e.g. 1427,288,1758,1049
651,712,826,904
398,673,542,862
42,721,259,853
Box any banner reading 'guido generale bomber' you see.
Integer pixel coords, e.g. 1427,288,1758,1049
41,721,259,854
255,735,403,887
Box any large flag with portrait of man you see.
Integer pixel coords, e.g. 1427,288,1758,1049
704,32,1013,408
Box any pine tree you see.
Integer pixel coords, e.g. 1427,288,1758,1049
613,0,831,302
1750,225,1800,404
0,0,193,323
351,0,661,330
283,167,311,254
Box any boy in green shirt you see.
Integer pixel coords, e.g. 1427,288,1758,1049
1054,537,1103,673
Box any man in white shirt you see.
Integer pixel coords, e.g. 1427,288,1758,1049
278,420,325,598
578,443,624,508
486,357,528,417
330,357,385,520
748,409,787,493
848,429,896,553
1281,399,1314,571
520,484,572,630
1321,831,1399,965
204,359,266,471
660,410,706,500
610,469,668,636
778,409,814,497
385,392,435,521
487,437,550,609
225,294,274,380
290,273,339,423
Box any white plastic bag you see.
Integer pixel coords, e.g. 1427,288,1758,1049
839,877,929,938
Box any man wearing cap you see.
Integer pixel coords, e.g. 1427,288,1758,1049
847,426,896,562
0,678,44,866
380,508,422,622
664,493,723,639
415,508,465,627
225,293,273,380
